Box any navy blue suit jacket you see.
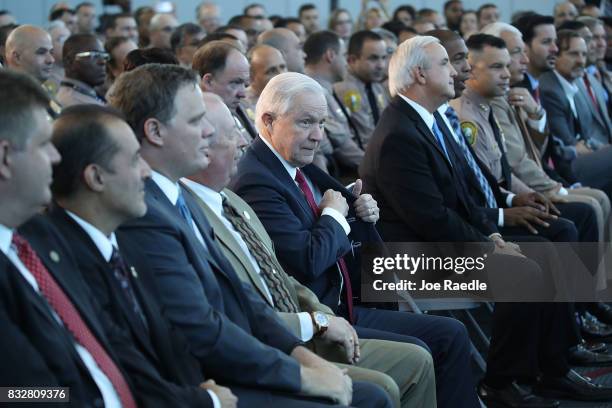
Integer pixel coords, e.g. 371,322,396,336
118,179,302,391
230,137,383,314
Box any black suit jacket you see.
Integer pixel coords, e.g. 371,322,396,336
359,95,496,244
118,179,303,391
0,216,128,408
46,206,214,407
231,137,384,314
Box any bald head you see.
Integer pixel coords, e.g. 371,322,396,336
6,25,54,82
149,13,178,49
248,44,287,95
190,92,246,190
258,28,305,73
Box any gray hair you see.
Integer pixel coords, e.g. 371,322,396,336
255,72,323,133
480,22,522,38
577,16,603,30
372,28,398,44
388,35,439,97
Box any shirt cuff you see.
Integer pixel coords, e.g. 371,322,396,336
297,312,315,342
498,209,504,227
558,187,569,196
207,390,221,408
527,111,547,133
505,193,516,208
321,208,351,235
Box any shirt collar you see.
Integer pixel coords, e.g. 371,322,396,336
306,71,333,92
554,70,579,98
181,179,223,218
151,170,180,205
260,135,298,181
0,223,13,256
66,211,117,262
398,94,435,129
586,65,598,76
526,72,539,91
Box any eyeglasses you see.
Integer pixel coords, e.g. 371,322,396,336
75,51,110,62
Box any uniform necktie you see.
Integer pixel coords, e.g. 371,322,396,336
221,196,300,313
445,106,497,208
488,110,513,191
294,169,354,323
109,247,149,331
365,82,380,124
11,233,137,408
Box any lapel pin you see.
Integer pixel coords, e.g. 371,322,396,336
130,267,138,278
49,251,60,263
242,211,251,220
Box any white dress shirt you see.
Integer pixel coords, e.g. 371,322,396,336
151,171,206,247
0,223,122,408
554,70,581,137
65,211,222,408
182,180,315,341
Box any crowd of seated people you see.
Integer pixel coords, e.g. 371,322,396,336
2,1,612,407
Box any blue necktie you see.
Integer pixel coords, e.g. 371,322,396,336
445,106,497,208
176,190,194,225
431,120,451,163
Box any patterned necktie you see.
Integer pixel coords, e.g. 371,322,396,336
11,233,137,408
109,247,149,331
221,196,300,313
294,169,354,323
445,106,497,208
365,82,380,124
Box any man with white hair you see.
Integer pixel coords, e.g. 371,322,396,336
358,34,602,408
232,71,480,408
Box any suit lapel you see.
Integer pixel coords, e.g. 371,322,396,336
190,190,274,306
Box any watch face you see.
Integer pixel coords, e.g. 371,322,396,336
315,313,329,326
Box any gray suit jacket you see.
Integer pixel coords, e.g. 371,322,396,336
576,72,612,145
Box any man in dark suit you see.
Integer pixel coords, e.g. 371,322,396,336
107,63,390,407
0,66,136,407
359,35,612,406
230,71,480,408
46,104,239,407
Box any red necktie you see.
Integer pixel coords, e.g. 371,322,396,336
294,169,354,323
584,75,598,108
11,233,137,408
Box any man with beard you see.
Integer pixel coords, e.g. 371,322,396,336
56,33,107,107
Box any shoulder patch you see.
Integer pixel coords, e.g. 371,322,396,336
343,90,361,113
245,107,255,121
460,121,478,146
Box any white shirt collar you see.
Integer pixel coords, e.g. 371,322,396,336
66,211,117,262
554,70,579,98
526,72,539,91
260,135,298,181
398,94,435,130
0,223,13,256
181,179,223,217
151,170,180,205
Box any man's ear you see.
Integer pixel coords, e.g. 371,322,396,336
347,53,358,65
82,163,105,193
200,73,214,91
324,48,335,64
261,112,274,132
415,66,427,85
0,140,12,180
142,118,165,147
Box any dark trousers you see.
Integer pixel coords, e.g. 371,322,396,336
353,307,480,408
575,146,612,199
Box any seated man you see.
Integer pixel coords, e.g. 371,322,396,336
184,92,436,408
0,67,135,407
231,71,480,408
359,35,612,406
107,62,390,408
56,33,107,107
